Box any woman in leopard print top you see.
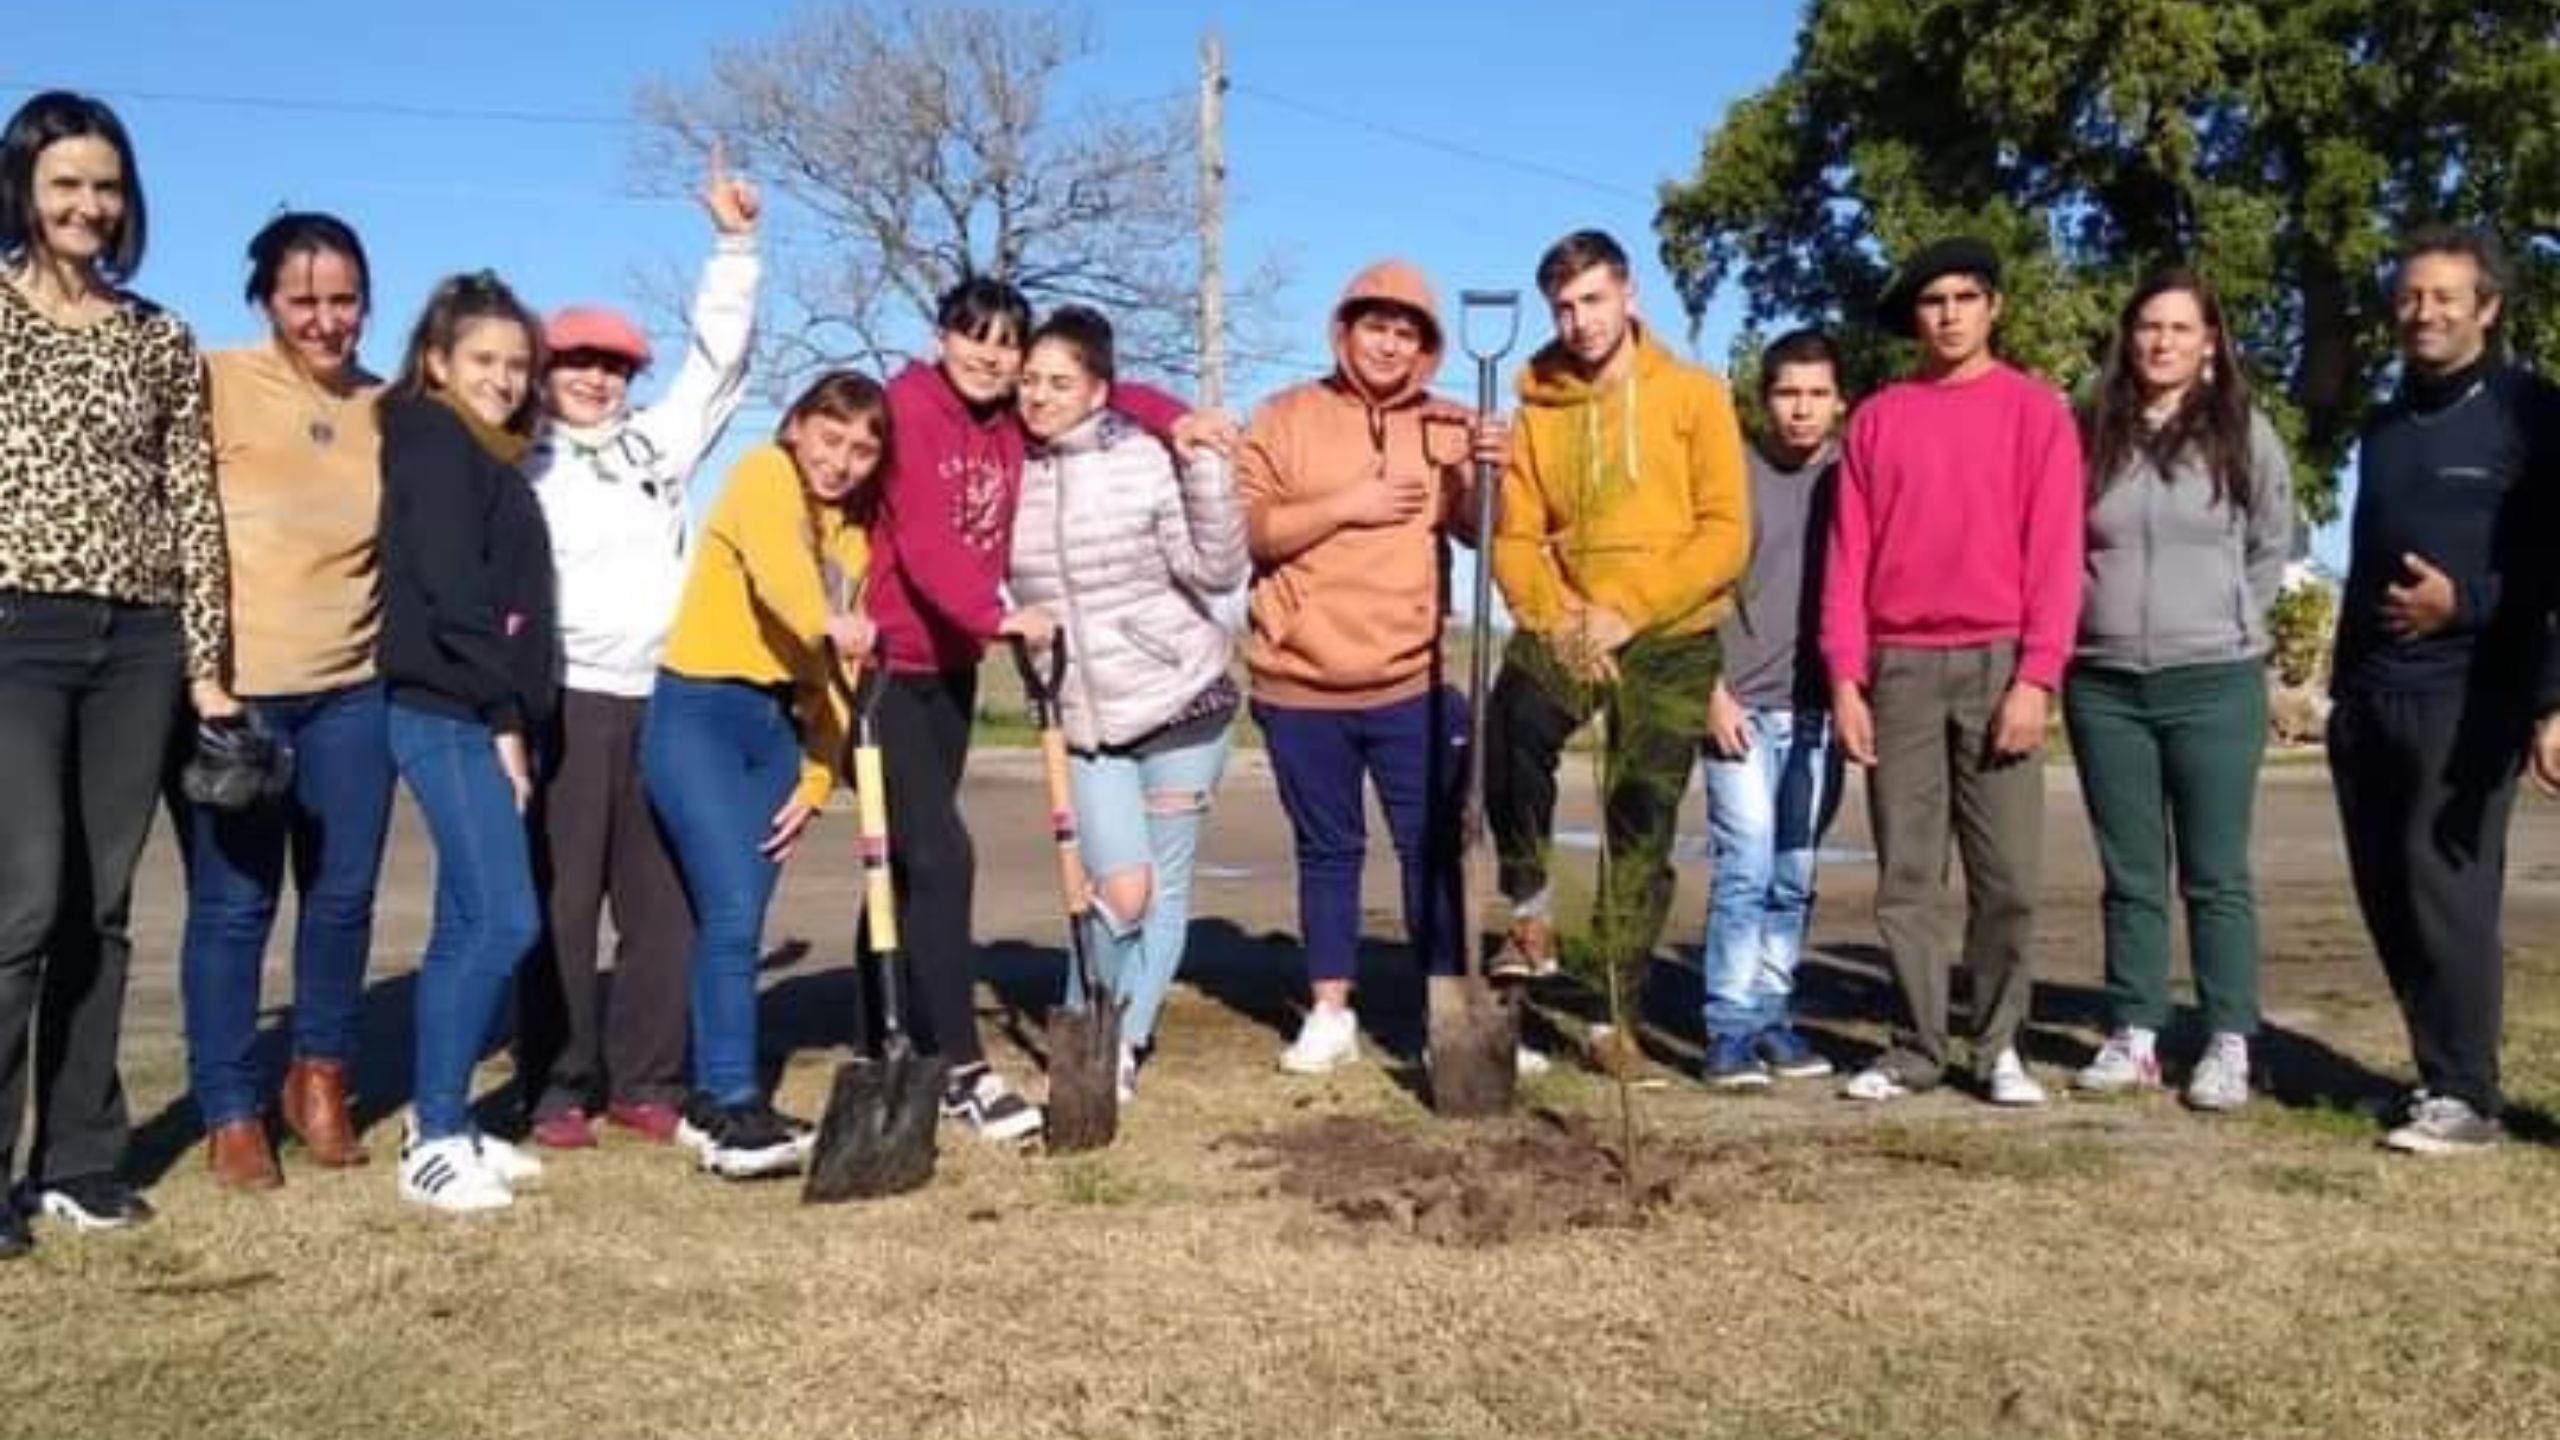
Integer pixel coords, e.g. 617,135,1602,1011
0,92,237,1255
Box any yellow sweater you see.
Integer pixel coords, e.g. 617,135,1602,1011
662,444,870,809
1491,326,1749,640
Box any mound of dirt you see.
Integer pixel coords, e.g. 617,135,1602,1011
1222,1109,1705,1247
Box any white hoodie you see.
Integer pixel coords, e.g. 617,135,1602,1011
529,234,758,697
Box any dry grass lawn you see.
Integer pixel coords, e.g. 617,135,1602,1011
5,756,2558,1440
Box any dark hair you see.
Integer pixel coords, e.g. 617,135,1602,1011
0,90,147,283
1535,229,1629,297
244,211,370,310
934,275,1032,347
2396,223,2512,315
776,369,891,519
2085,268,2258,514
381,271,546,436
1758,328,1842,395
1027,304,1116,383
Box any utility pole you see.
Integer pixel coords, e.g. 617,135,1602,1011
1198,28,1227,408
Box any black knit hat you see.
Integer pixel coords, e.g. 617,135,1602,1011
1879,236,2002,331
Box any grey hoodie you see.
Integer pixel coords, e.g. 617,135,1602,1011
2075,408,2293,673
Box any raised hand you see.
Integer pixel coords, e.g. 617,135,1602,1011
701,137,761,236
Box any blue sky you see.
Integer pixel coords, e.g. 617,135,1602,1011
8,1,2351,565
9,0,1795,410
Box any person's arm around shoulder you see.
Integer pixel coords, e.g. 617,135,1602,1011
1157,433,1247,593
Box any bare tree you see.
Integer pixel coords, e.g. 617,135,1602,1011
636,2,1274,390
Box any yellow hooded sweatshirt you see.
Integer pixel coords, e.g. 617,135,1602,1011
1492,323,1749,640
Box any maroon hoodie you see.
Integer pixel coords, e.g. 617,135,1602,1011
869,360,1186,673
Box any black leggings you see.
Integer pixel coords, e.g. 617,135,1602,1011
859,668,985,1070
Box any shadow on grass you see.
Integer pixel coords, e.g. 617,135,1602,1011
126,932,817,1186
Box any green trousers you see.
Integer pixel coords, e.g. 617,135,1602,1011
2063,660,2268,1036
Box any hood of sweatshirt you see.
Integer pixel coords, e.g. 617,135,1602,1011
1328,260,1445,408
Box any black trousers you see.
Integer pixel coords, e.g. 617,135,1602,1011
1485,629,1717,961
0,595,185,1186
520,689,697,1114
2328,685,2529,1116
847,668,985,1071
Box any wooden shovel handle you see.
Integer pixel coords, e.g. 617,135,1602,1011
1036,726,1089,920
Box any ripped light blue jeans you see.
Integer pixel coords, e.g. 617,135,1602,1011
1063,729,1232,1049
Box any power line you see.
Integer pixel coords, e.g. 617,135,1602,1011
1227,82,1656,204
2,80,1194,132
2,79,634,129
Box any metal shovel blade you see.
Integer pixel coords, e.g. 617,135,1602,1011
1426,971,1520,1118
804,1038,947,1203
1042,995,1121,1154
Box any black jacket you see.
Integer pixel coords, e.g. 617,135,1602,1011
2333,358,2560,710
375,396,559,732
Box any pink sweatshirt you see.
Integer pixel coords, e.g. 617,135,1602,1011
1820,361,2084,690
869,361,1187,674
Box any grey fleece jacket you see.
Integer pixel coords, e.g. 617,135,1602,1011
2075,408,2294,673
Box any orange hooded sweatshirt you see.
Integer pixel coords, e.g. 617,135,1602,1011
1492,323,1750,640
1237,261,1475,709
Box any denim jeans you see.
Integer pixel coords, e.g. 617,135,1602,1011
389,702,542,1140
641,675,800,1107
1700,707,1840,1041
0,595,184,1186
1064,728,1232,1048
1254,689,1467,984
179,681,396,1127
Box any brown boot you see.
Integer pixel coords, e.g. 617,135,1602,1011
281,1058,369,1167
206,1118,282,1191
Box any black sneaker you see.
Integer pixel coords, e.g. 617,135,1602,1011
0,1204,29,1260
674,1094,807,1180
18,1174,155,1231
941,1065,1043,1144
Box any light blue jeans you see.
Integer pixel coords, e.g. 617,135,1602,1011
1063,728,1232,1049
1700,707,1839,1042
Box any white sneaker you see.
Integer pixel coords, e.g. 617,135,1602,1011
2073,1029,2162,1094
399,1135,513,1214
1515,1045,1552,1079
1987,1048,2049,1108
1279,1006,1360,1074
1116,1043,1139,1105
473,1132,544,1187
1840,1065,1912,1102
2183,1033,2251,1112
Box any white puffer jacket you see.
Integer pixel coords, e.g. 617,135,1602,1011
1008,411,1247,750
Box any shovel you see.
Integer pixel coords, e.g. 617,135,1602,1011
1011,635,1120,1153
1425,288,1525,1119
806,589,946,1202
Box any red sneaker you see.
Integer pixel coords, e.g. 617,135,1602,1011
604,1100,681,1144
529,1109,597,1150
